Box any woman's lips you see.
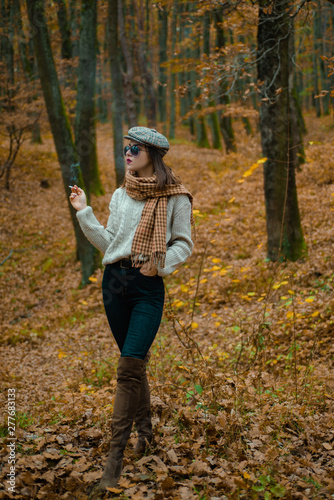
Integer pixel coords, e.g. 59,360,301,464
126,159,132,164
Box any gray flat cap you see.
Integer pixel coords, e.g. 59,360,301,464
124,127,169,156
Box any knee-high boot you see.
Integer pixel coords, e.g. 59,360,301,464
134,356,153,456
99,357,145,491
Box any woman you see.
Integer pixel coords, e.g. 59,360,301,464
70,127,193,490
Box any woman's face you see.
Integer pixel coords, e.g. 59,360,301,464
124,141,154,177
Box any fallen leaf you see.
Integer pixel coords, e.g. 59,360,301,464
161,476,175,490
167,449,178,464
41,470,55,483
83,470,103,482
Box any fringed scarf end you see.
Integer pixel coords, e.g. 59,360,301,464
152,252,166,270
131,253,166,270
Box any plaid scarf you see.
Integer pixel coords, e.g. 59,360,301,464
125,170,194,269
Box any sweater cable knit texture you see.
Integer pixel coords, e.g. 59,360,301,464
76,187,193,277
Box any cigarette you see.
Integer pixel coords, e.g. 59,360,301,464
69,185,74,188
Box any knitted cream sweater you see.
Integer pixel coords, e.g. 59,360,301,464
76,187,193,277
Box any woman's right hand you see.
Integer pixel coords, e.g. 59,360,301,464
69,185,87,211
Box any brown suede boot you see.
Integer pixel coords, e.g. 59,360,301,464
134,365,153,456
99,357,145,491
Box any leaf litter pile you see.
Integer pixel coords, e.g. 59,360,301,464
0,117,334,500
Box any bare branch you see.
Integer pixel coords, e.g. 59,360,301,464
0,113,41,189
0,249,13,266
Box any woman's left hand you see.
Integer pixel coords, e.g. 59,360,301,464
140,262,158,276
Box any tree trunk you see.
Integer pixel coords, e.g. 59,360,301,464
0,0,15,109
203,11,222,150
118,0,137,127
145,0,150,58
96,62,108,123
312,11,321,117
213,10,236,153
133,0,156,127
158,5,168,133
220,113,236,152
237,34,255,136
25,0,97,285
12,0,41,142
183,9,195,135
69,0,80,58
13,0,33,77
75,0,103,196
185,11,209,149
13,0,43,142
177,3,187,121
257,0,306,262
313,1,330,115
8,0,15,97
242,117,253,135
196,116,210,148
108,0,125,186
331,4,334,112
168,5,177,139
28,110,42,143
296,34,305,111
55,0,72,59
189,54,210,148
289,23,306,166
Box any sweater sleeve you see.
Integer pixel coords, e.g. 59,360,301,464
157,197,193,277
76,191,118,255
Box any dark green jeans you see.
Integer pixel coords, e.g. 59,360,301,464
102,261,165,360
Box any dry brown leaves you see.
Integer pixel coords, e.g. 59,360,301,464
0,117,334,499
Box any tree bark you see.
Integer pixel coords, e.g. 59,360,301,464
257,0,306,262
213,10,236,153
185,7,209,148
177,3,188,121
25,0,97,285
313,1,330,115
182,9,195,135
158,5,168,133
12,0,41,142
289,22,306,166
168,4,177,139
96,61,108,122
108,0,125,186
55,0,72,59
13,0,33,77
331,4,334,112
312,11,321,117
188,47,210,148
75,0,103,196
133,0,156,127
69,0,80,58
203,11,222,150
118,0,137,127
0,0,15,108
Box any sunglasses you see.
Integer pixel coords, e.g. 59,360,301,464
124,145,144,157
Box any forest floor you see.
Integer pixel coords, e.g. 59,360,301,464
0,114,334,500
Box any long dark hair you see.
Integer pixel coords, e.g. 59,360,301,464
147,146,180,189
122,145,180,189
